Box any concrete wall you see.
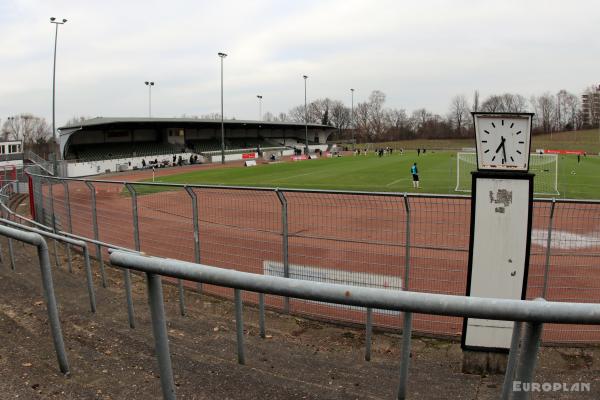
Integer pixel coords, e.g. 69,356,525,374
66,153,205,177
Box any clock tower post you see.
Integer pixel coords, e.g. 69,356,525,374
462,112,535,374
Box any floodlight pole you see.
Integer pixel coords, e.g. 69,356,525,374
144,81,154,117
50,17,67,159
257,95,262,121
218,52,227,164
303,75,309,155
350,88,355,147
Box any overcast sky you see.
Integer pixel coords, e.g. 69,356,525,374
1,0,599,127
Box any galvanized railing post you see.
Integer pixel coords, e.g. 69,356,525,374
513,319,544,400
184,186,202,293
276,190,290,313
0,225,70,374
123,183,140,328
8,236,15,270
234,288,246,365
82,245,97,313
542,199,556,298
62,180,73,273
365,307,373,361
501,321,523,400
258,292,266,338
85,181,107,288
47,177,61,268
34,231,70,375
398,193,412,400
0,216,98,313
146,273,177,400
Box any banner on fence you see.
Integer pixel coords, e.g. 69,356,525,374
544,149,585,155
263,260,402,315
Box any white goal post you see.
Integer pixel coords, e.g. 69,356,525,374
455,152,559,195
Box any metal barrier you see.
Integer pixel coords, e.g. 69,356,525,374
21,166,600,343
1,177,599,398
0,224,69,374
109,249,600,400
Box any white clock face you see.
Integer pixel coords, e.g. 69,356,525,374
474,114,532,171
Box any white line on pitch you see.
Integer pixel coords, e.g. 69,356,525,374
386,178,407,187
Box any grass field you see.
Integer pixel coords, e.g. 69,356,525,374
145,150,600,199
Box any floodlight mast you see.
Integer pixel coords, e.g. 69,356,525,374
303,75,309,155
50,17,67,159
218,52,227,164
144,81,155,117
350,88,355,147
257,95,262,121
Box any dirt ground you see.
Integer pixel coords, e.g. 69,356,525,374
0,232,599,399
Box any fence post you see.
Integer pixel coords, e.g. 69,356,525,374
276,190,290,313
38,175,46,225
184,186,202,293
513,319,544,400
62,180,73,273
501,321,523,400
85,181,107,288
397,193,412,400
542,199,556,298
123,183,141,328
234,288,245,365
47,178,61,268
146,273,177,400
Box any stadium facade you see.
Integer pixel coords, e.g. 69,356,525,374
58,117,335,177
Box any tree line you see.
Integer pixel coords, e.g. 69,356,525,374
260,87,597,143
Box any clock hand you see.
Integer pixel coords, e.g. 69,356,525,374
494,136,506,154
502,141,507,164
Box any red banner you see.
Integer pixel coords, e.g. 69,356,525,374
544,149,585,155
242,153,257,159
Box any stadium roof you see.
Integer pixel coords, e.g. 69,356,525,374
58,117,332,132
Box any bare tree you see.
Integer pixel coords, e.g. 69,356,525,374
329,101,351,130
448,95,470,136
531,93,556,133
1,114,52,144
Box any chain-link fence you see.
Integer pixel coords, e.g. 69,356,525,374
27,168,600,344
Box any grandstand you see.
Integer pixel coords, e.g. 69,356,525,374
58,117,335,177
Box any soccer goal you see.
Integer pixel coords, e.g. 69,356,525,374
455,152,559,195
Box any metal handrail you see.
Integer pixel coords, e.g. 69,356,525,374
0,224,69,374
109,249,600,400
110,251,600,324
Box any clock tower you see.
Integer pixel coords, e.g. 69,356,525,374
462,112,535,371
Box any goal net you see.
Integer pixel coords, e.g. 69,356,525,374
455,153,559,195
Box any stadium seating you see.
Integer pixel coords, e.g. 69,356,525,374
67,142,183,161
66,138,298,162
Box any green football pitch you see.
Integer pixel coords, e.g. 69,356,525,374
146,150,600,200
